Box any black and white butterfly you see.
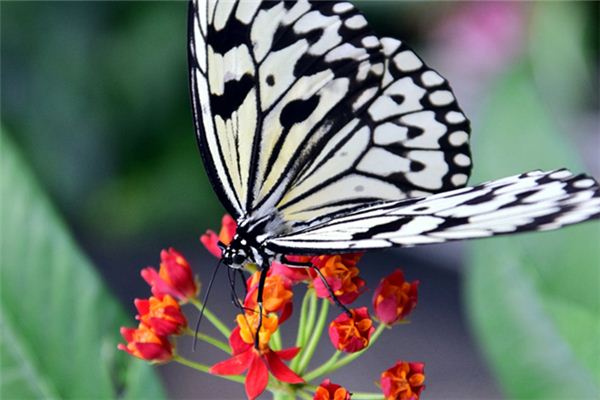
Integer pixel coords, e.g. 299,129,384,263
188,0,600,328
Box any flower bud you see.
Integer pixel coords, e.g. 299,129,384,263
373,269,418,325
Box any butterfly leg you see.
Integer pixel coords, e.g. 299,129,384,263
281,256,352,317
254,260,270,349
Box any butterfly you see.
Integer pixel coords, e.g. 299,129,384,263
187,0,600,329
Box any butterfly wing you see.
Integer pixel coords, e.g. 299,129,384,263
188,0,470,223
275,36,472,224
189,0,384,218
266,170,600,253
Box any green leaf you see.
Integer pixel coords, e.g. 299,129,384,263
466,65,600,398
0,130,166,399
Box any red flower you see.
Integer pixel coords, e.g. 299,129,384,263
328,307,374,353
200,214,237,258
141,248,199,301
118,324,172,363
271,255,314,283
380,361,425,400
373,269,419,325
135,295,187,336
312,254,365,305
245,271,293,323
314,379,352,400
210,327,304,400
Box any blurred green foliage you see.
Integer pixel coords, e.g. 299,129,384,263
467,2,599,397
1,131,166,399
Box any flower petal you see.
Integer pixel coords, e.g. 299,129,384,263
265,351,304,384
246,353,269,400
275,347,301,360
209,350,253,376
200,230,222,258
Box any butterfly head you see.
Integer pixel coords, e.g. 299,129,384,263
220,234,251,269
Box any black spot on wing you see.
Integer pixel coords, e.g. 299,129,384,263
280,95,320,129
208,17,251,54
212,74,254,120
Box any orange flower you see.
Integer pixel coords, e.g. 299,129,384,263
200,214,237,258
314,379,352,400
380,361,425,400
135,295,187,336
210,327,303,400
373,269,419,325
328,307,374,353
245,271,293,322
312,254,365,305
236,309,279,350
141,248,199,301
118,324,172,363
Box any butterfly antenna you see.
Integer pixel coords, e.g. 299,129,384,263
193,258,223,351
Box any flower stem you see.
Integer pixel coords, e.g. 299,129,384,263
271,327,282,351
302,351,340,382
297,298,329,374
297,390,314,400
173,355,245,385
188,297,231,338
303,323,387,380
351,392,384,399
183,328,230,353
291,289,317,371
295,288,311,348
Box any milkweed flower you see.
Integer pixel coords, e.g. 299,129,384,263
373,269,419,325
118,324,173,363
328,307,374,353
380,361,425,400
314,379,352,400
210,326,303,400
245,271,294,323
312,254,366,305
135,294,187,336
141,248,199,301
200,214,237,257
271,255,313,284
236,309,279,350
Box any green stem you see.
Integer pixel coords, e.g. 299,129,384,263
173,355,245,385
302,351,340,382
291,289,317,371
295,288,311,348
350,393,384,399
183,328,230,353
271,327,282,351
297,390,314,400
189,297,231,338
304,323,387,380
297,298,330,374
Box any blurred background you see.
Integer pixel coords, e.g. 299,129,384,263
2,1,598,399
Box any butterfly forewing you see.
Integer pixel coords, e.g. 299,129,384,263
275,37,472,225
190,0,387,218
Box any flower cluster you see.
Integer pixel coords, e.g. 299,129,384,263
119,215,425,400
118,248,196,362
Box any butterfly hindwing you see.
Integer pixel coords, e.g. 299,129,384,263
266,169,600,253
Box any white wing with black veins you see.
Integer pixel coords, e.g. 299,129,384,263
267,170,600,253
189,0,471,224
